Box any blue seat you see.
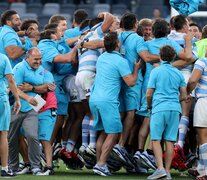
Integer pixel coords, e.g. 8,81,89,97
10,2,26,15
42,3,60,15
27,3,43,15
60,4,76,16
93,4,111,16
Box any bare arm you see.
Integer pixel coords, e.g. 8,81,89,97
179,86,188,102
18,82,49,94
5,46,25,60
146,88,154,109
17,88,38,106
98,12,114,33
53,46,77,63
122,60,141,86
187,69,202,94
172,58,195,69
81,40,104,49
139,50,160,63
65,36,79,46
178,33,193,61
6,74,21,114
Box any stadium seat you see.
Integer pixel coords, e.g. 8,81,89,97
0,2,9,16
38,14,51,30
21,13,38,21
111,4,128,16
77,4,94,18
42,3,60,15
136,5,163,19
27,3,43,15
93,4,111,16
10,2,26,15
60,4,76,16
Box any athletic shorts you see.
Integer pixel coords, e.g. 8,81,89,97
0,96,10,131
38,109,56,141
119,82,141,112
55,84,69,116
150,111,180,141
90,101,122,134
194,97,207,127
75,71,95,100
63,75,81,103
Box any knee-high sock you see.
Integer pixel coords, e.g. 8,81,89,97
81,115,90,147
178,116,189,148
89,120,97,148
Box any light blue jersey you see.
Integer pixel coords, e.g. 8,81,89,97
13,60,45,112
167,30,198,72
78,25,104,73
90,51,131,103
0,25,23,68
147,61,186,114
194,58,207,98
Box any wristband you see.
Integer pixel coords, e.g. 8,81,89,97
32,86,35,92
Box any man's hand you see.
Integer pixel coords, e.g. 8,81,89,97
13,100,21,115
184,32,193,42
27,96,38,106
48,83,56,92
18,82,33,92
134,59,142,70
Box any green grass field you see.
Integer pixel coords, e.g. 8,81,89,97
12,162,192,180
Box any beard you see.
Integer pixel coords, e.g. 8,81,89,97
13,25,20,32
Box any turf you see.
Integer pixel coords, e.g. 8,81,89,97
13,163,192,180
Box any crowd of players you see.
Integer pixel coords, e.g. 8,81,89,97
0,6,207,180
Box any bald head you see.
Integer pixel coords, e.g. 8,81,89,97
26,48,42,69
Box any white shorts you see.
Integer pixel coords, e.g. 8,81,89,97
181,70,195,97
75,71,95,100
194,97,207,127
62,75,81,103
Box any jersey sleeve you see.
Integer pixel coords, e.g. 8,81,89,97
118,57,132,77
3,32,20,48
2,54,13,75
13,63,24,85
194,58,206,72
147,69,158,89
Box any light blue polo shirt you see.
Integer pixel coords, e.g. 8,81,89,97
44,70,54,84
147,61,186,114
58,37,71,54
64,27,81,40
119,31,147,72
90,51,131,103
13,60,45,112
0,25,23,68
0,53,13,98
37,39,59,72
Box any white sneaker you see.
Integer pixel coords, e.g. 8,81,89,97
79,145,87,154
139,151,157,170
86,145,96,157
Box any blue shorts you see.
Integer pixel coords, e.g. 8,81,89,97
55,85,69,116
150,111,180,141
38,109,56,141
0,96,10,131
90,101,122,134
119,82,142,112
136,82,149,117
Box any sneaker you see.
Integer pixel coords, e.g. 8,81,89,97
111,144,134,168
133,151,143,167
93,164,112,176
107,155,122,172
139,151,157,170
53,143,62,160
125,165,147,174
86,146,96,157
41,167,54,176
171,151,187,171
174,144,186,161
32,168,43,176
185,152,197,168
1,169,16,178
16,162,31,175
166,172,172,180
147,169,167,179
79,145,87,154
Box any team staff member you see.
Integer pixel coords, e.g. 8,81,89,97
90,32,141,176
0,53,20,178
9,48,49,175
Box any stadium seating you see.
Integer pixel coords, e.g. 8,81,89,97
21,13,38,21
0,2,9,16
42,3,60,15
93,3,110,16
27,3,43,15
10,2,26,15
60,4,76,15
